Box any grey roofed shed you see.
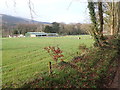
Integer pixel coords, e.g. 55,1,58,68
25,32,48,37
25,32,58,37
47,33,58,36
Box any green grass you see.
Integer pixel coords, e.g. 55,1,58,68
2,35,94,88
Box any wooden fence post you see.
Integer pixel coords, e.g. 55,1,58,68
48,61,52,76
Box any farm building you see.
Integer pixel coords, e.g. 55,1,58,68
47,33,58,36
25,32,58,37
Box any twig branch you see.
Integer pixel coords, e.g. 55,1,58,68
5,0,8,8
67,0,74,10
28,0,33,20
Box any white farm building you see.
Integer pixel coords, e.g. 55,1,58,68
25,32,58,37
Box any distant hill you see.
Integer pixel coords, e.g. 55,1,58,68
0,14,51,25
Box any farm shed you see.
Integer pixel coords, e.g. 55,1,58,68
25,32,58,37
47,33,58,36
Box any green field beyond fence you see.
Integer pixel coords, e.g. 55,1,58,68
2,35,93,87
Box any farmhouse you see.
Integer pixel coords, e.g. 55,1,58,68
25,32,58,37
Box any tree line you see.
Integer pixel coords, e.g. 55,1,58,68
2,22,90,37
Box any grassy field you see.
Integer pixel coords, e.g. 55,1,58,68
2,35,94,87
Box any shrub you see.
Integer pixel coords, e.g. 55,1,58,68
44,46,64,63
78,44,89,56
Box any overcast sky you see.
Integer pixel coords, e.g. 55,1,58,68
0,0,91,24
